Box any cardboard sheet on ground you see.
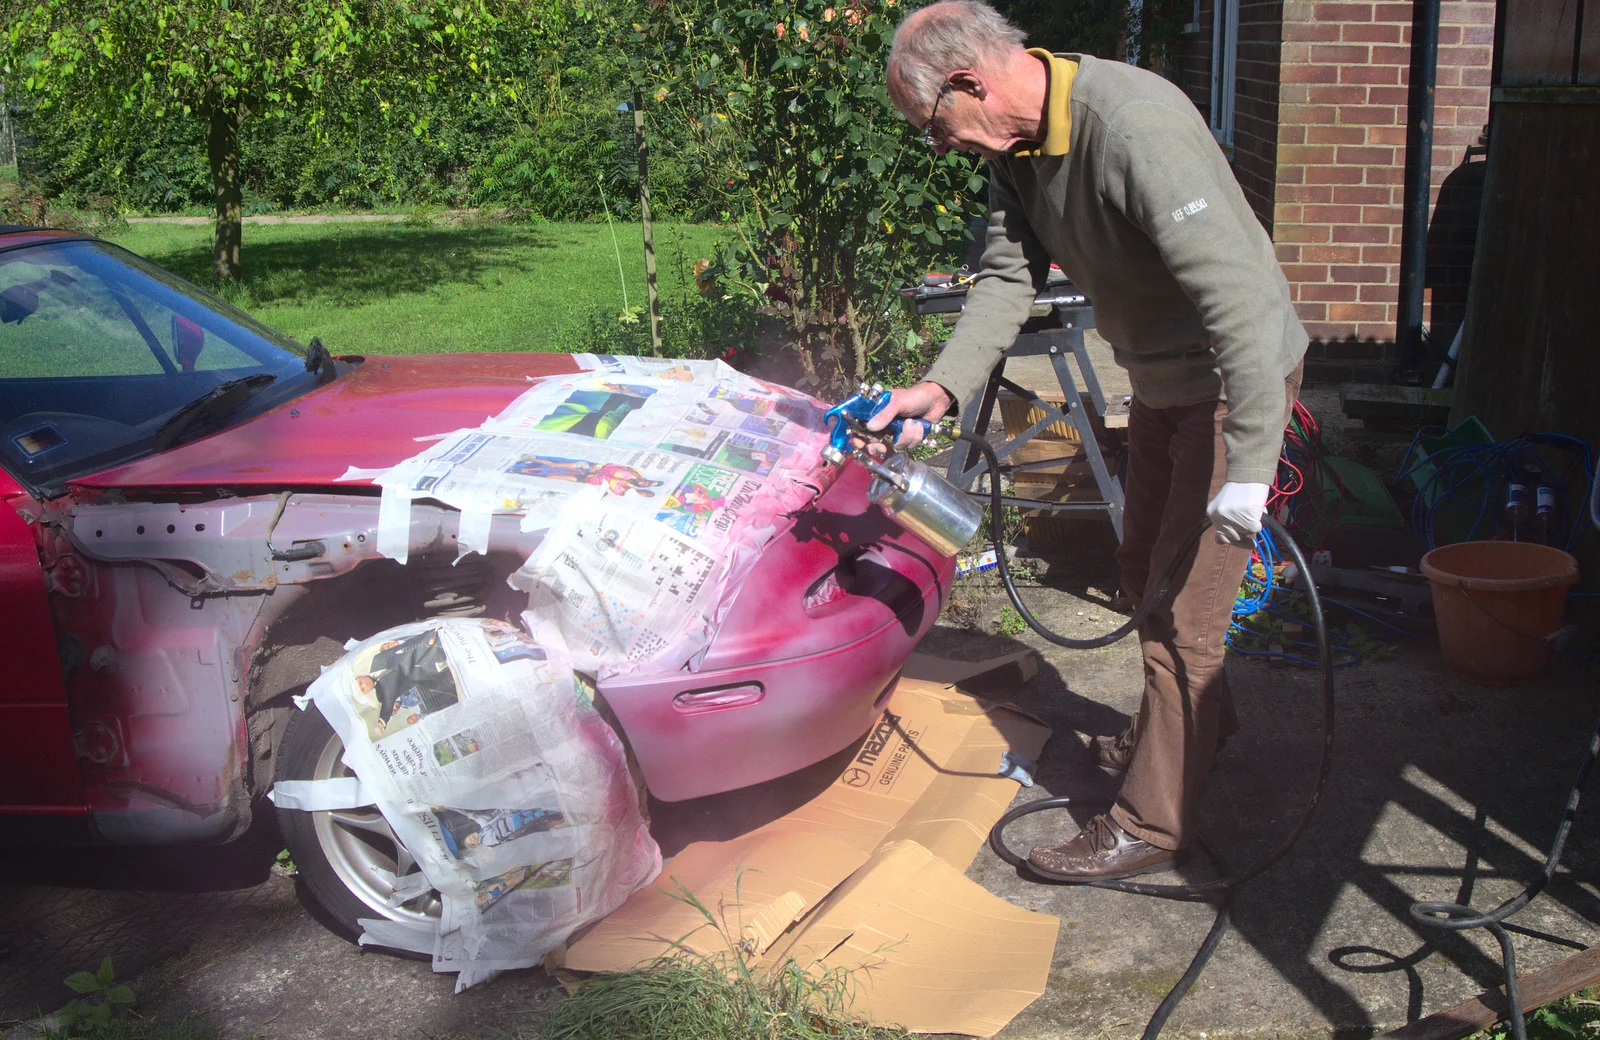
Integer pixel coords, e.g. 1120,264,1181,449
901,648,1039,686
565,676,1058,1037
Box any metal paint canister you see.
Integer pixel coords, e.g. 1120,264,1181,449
866,454,984,558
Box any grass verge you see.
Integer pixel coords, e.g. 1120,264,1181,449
108,219,729,357
532,959,909,1040
532,880,908,1040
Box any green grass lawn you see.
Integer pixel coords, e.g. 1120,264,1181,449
109,219,729,356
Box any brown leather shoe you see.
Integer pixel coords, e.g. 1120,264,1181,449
1027,813,1185,882
1092,727,1227,773
1092,729,1137,772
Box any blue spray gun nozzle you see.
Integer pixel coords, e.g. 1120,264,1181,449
822,385,934,462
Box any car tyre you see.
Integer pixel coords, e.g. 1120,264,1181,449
275,700,440,946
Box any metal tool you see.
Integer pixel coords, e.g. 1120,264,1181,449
821,383,937,463
822,384,983,557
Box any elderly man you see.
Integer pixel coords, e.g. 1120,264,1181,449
870,0,1307,881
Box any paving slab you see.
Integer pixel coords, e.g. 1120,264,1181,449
5,598,1595,1039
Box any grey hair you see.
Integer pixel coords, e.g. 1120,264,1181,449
888,1,1028,109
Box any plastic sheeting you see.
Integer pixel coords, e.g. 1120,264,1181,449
358,355,831,678
271,618,660,991
278,357,838,988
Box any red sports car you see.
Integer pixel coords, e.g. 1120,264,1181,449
0,226,952,936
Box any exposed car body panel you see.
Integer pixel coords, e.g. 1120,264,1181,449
36,490,543,843
75,352,584,491
0,469,86,812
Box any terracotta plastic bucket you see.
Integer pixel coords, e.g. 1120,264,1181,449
1419,541,1579,685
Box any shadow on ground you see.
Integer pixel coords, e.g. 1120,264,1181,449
3,585,1597,1039
0,814,286,1021
938,569,1600,1039
135,225,557,310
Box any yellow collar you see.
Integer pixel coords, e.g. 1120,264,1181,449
1014,49,1076,157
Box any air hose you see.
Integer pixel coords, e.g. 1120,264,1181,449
1399,460,1600,1040
956,432,1335,1040
958,428,1597,1040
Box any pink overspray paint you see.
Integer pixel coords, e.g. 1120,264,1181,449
600,462,954,802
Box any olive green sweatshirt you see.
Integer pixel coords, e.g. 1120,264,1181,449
924,53,1308,485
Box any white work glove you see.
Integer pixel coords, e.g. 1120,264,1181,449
1206,482,1271,547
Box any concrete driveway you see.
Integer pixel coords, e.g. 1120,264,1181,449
4,589,1597,1039
3,346,1596,1037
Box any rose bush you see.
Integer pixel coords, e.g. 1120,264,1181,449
623,0,983,390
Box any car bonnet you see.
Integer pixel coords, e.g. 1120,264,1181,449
72,352,586,490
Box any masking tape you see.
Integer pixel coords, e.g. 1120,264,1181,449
266,777,376,812
358,917,437,956
377,486,412,565
457,508,493,560
335,465,392,482
371,866,437,907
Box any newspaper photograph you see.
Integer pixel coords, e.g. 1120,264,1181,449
515,508,723,666
272,356,849,989
274,617,661,989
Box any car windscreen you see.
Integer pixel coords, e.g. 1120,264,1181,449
0,239,319,493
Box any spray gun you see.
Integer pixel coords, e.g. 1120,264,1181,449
822,384,985,558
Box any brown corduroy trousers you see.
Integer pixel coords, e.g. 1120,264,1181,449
1107,365,1302,851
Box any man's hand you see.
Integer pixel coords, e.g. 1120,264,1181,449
856,381,956,457
1206,482,1270,546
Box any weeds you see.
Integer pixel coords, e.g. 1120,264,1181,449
941,468,1046,633
532,878,908,1040
402,204,438,228
1470,987,1600,1040
995,607,1028,638
34,957,226,1040
575,237,760,363
57,957,136,1037
1229,582,1397,664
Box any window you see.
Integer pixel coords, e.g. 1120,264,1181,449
0,239,316,490
1210,0,1239,149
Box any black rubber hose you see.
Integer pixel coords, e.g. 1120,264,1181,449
1407,711,1600,1040
962,431,1337,896
958,431,1337,1040
955,431,1592,1040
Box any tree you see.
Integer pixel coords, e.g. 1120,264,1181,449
5,0,518,281
625,0,982,390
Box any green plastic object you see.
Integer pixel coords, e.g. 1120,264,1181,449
1406,416,1496,544
1318,455,1405,531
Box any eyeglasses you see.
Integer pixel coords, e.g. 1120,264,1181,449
917,83,953,147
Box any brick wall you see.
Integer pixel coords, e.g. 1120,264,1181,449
1233,0,1287,226
1270,0,1495,361
1173,1,1214,114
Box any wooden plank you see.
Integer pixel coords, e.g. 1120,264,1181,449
1582,0,1600,84
1501,0,1581,85
1381,943,1600,1040
1339,384,1453,423
1492,86,1600,103
1007,438,1089,481
996,390,1121,439
1452,102,1600,584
